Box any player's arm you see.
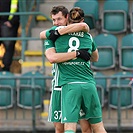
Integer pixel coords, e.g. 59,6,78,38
46,48,90,63
44,39,76,63
40,23,89,39
40,30,47,39
45,48,76,64
90,49,99,62
45,39,90,63
90,39,99,62
48,23,90,42
58,22,90,35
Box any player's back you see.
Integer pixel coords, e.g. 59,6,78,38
55,32,95,86
55,31,92,53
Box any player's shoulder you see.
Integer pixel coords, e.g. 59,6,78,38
86,33,93,41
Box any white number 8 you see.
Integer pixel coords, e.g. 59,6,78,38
68,37,80,52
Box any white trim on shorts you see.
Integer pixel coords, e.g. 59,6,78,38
54,87,62,91
68,82,88,84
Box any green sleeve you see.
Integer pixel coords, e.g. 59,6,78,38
44,39,55,50
87,33,97,52
92,40,97,52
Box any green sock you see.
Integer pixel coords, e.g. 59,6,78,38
64,130,75,133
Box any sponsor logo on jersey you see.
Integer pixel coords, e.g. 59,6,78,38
45,41,50,45
63,117,67,121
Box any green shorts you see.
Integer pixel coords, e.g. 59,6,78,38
48,86,88,123
48,86,62,122
61,82,102,124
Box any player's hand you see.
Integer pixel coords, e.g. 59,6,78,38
49,30,60,42
76,49,91,61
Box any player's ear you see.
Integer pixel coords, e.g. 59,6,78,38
66,14,69,20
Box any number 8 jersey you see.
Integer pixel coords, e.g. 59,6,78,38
46,26,97,86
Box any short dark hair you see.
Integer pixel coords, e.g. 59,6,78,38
69,7,84,23
50,6,69,18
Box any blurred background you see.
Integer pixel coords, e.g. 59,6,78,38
0,0,133,133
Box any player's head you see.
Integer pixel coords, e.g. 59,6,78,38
69,7,84,24
50,6,69,26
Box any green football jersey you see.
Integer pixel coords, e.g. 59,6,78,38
45,26,68,87
53,27,97,86
45,26,97,86
44,34,60,87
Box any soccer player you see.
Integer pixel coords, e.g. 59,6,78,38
40,6,92,133
46,7,107,133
